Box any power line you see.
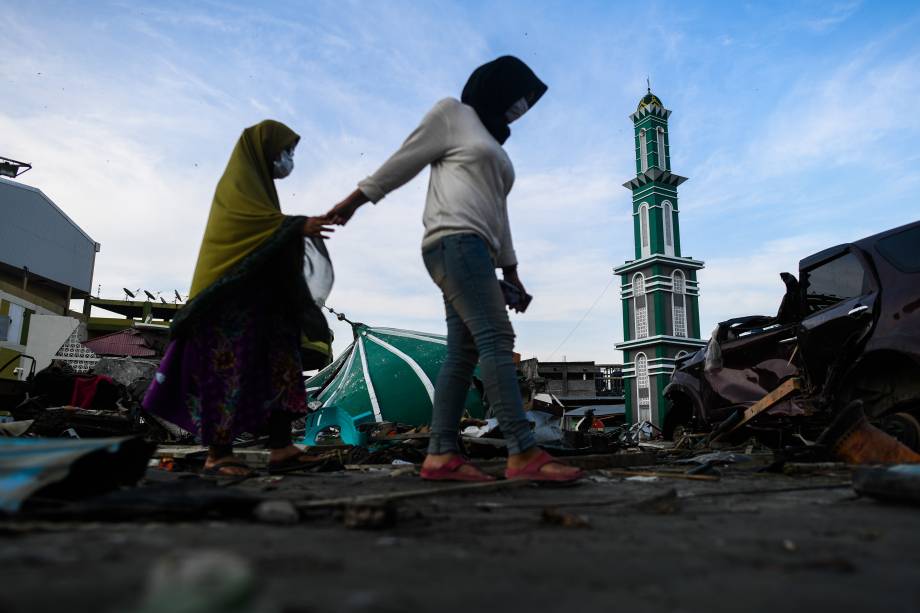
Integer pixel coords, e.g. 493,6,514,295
547,277,615,361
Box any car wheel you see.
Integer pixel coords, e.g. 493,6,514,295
662,396,693,441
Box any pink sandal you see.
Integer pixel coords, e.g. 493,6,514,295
420,455,495,482
505,449,584,483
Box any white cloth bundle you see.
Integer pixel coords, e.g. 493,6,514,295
303,237,334,307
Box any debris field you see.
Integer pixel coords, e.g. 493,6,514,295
3,446,920,613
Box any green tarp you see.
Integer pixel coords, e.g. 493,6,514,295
302,324,485,445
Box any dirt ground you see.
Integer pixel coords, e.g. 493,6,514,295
2,458,920,613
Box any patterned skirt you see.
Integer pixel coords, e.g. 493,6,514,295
143,297,306,445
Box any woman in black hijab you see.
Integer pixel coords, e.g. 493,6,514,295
460,55,548,145
328,56,582,483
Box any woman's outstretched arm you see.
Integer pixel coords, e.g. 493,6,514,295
326,189,370,225
327,99,451,226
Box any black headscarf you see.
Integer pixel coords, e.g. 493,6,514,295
461,55,547,145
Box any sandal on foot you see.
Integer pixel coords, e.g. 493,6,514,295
505,449,584,483
420,455,495,482
201,459,255,478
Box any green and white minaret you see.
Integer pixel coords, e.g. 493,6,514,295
614,88,706,428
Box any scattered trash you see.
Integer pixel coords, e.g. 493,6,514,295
819,400,920,465
633,489,682,515
528,411,565,444
621,420,661,444
781,462,848,476
343,502,397,530
388,466,417,478
541,507,590,528
686,463,722,477
253,500,299,525
677,451,753,466
462,418,499,439
0,436,155,514
853,464,920,505
625,475,659,482
0,420,33,437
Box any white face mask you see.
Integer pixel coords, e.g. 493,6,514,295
273,149,294,179
505,97,530,123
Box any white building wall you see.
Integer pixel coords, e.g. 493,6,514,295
24,315,81,377
1,290,83,380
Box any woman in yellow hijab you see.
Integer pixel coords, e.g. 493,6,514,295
144,120,332,477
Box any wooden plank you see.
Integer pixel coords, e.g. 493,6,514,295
369,432,431,442
296,479,530,509
599,469,721,482
726,377,802,435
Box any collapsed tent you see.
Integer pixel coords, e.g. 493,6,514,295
302,323,486,445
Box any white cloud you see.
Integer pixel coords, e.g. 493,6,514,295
804,1,862,33
698,233,834,334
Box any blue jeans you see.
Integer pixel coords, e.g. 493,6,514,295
422,234,536,456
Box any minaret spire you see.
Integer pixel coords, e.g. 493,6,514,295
615,89,706,432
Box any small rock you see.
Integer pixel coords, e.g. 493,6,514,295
137,549,264,613
541,507,591,529
253,500,300,525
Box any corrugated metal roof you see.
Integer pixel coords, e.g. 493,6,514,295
0,176,98,292
83,329,158,357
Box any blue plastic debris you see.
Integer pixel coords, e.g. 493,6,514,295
0,436,155,513
854,464,920,505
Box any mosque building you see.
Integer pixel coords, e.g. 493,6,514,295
615,89,707,427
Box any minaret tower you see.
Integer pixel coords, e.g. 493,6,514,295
614,88,706,429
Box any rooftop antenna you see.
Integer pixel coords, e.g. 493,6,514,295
646,76,651,94
174,290,183,304
123,288,136,300
143,290,156,302
159,296,167,304
0,156,32,179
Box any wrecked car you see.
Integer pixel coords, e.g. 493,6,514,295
664,220,920,447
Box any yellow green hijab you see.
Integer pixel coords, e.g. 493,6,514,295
189,120,300,298
172,120,331,366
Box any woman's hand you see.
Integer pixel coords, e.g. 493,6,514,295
502,266,527,295
327,200,360,225
502,265,531,313
303,216,335,239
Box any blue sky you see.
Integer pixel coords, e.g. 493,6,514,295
3,1,919,362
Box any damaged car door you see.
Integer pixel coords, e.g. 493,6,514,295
796,246,879,401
